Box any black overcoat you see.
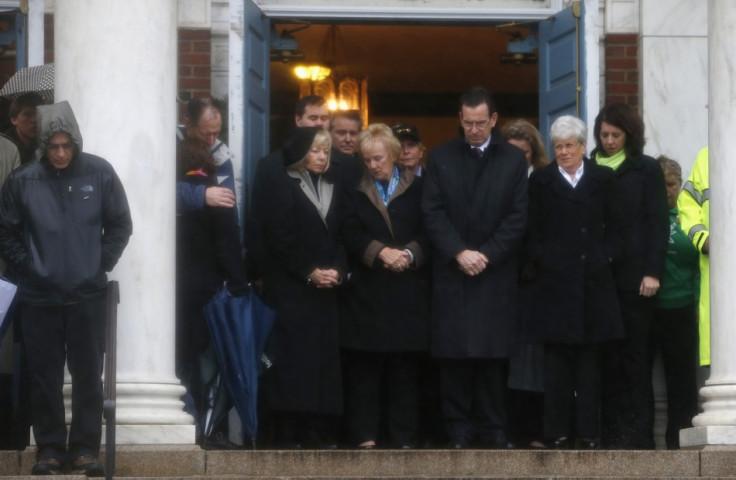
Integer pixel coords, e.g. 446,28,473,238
527,160,626,344
589,150,669,291
264,168,347,415
340,168,431,352
422,136,528,359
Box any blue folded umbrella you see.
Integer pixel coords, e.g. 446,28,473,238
203,286,275,447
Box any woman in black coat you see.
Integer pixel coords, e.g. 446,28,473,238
340,123,431,449
591,103,669,450
264,126,347,449
175,138,248,446
528,115,626,449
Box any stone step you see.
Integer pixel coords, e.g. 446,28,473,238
2,447,735,478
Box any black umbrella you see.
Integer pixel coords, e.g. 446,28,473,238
203,286,275,448
0,63,54,103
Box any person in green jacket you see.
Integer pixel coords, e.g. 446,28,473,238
653,155,700,449
677,147,710,367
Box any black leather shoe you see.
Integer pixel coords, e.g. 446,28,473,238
580,439,600,450
70,455,104,477
31,458,62,476
450,439,468,449
552,437,572,450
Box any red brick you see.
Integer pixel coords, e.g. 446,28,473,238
192,41,210,53
625,45,638,57
606,34,637,45
607,94,627,104
607,58,637,70
179,41,192,53
608,83,638,94
179,29,210,40
606,45,626,58
192,66,211,78
606,71,626,83
626,71,640,83
179,66,192,77
180,77,210,89
180,53,210,65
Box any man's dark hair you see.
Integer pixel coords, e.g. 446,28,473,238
295,95,326,118
329,109,363,131
459,87,497,114
593,102,646,158
9,92,44,119
185,96,224,125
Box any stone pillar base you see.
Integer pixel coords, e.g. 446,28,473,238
103,425,196,445
680,426,736,448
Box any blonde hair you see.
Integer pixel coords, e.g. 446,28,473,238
288,129,332,173
501,119,549,171
358,123,401,160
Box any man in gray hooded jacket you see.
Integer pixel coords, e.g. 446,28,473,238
0,101,132,476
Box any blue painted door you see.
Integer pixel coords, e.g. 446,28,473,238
538,1,585,157
243,0,270,220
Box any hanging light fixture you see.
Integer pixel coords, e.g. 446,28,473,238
294,65,332,81
294,25,369,125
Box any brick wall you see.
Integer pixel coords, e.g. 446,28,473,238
179,28,212,119
604,33,639,107
44,14,53,63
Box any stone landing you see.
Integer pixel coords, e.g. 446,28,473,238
2,446,736,479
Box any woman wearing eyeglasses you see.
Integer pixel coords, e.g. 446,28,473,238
527,115,625,449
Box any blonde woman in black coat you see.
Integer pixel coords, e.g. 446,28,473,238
264,127,347,449
340,123,430,449
528,115,626,449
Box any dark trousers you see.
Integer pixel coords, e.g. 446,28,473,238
439,358,507,446
601,292,655,449
345,349,421,447
653,304,699,449
20,298,106,462
544,343,601,440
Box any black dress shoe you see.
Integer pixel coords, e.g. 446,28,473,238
552,437,572,450
31,458,62,476
70,455,105,477
580,439,600,450
358,444,375,450
450,439,468,449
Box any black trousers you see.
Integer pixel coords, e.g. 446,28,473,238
544,343,601,440
20,297,106,462
439,358,507,446
601,292,655,449
344,349,421,447
653,304,699,449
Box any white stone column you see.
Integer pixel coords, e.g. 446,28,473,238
680,0,736,448
55,0,195,444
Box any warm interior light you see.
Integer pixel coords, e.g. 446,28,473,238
327,98,338,110
294,65,332,81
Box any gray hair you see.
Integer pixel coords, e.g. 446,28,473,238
657,155,682,181
550,115,587,144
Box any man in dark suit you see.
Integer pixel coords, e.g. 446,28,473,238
421,87,528,449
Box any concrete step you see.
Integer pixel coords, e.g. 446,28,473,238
2,447,736,478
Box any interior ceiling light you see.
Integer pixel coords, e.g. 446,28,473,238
294,65,332,81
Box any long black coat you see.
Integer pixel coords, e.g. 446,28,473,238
422,136,528,359
527,160,626,344
340,168,431,352
264,167,347,415
590,150,669,291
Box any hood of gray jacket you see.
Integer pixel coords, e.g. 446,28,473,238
35,100,83,159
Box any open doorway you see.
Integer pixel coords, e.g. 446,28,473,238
269,23,540,152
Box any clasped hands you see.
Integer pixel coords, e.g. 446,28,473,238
456,249,489,276
309,268,341,288
379,247,411,273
